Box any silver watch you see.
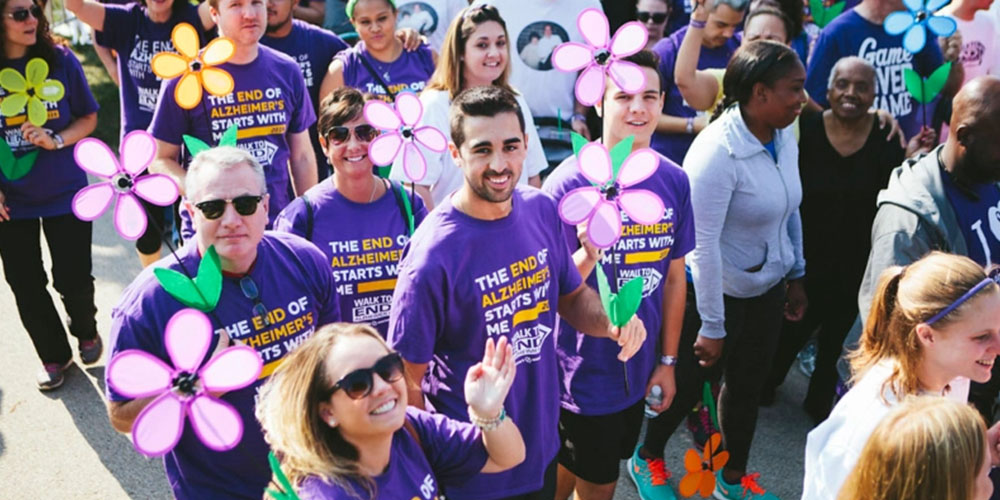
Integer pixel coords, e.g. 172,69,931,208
660,355,677,366
52,133,65,149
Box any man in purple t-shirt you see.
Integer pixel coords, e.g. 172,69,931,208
106,147,340,499
542,50,695,500
149,0,318,225
387,86,647,500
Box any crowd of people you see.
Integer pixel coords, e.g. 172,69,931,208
4,0,1000,498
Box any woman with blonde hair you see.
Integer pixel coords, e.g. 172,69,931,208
256,323,525,498
838,396,993,500
803,252,1000,500
388,4,547,208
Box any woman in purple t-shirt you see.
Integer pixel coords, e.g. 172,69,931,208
319,0,437,103
0,0,100,390
257,323,525,499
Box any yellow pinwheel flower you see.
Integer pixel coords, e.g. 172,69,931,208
0,58,65,127
151,23,235,110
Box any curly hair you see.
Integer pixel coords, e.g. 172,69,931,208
0,0,66,66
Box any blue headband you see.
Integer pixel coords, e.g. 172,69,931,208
925,277,995,325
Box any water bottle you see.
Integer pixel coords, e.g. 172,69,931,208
645,385,663,418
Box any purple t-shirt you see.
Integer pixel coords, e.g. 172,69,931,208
650,26,739,164
298,408,488,499
273,179,427,336
149,45,316,223
106,232,340,500
542,154,696,415
261,20,348,172
0,46,99,219
388,186,583,499
336,41,435,102
96,3,205,139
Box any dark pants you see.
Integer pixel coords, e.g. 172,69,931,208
643,282,786,471
765,278,857,422
0,214,98,364
497,457,557,500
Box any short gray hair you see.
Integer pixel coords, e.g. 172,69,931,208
186,146,267,200
828,56,876,89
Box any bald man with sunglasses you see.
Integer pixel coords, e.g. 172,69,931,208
105,147,340,500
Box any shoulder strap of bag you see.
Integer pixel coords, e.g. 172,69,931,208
358,54,398,101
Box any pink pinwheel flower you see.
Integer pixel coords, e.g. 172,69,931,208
364,92,448,183
71,131,179,241
559,142,665,249
107,308,263,457
552,8,649,107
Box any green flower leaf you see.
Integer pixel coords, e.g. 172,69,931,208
594,264,644,327
703,381,720,429
182,134,211,157
904,62,952,104
220,124,238,147
153,245,223,311
399,184,415,235
609,135,635,182
810,0,845,28
266,452,300,500
571,131,588,157
0,140,37,180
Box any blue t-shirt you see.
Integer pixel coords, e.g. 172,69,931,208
763,140,777,162
941,168,1000,266
806,10,944,140
96,3,206,140
650,26,740,164
542,154,696,415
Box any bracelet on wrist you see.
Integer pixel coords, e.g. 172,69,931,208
468,407,506,432
686,117,695,134
570,113,587,123
689,18,707,29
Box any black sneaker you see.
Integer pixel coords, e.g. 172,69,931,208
37,360,73,391
79,336,103,365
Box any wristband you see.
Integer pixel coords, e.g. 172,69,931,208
689,18,707,29
52,133,65,150
570,113,587,123
686,117,695,134
660,355,678,366
469,407,506,432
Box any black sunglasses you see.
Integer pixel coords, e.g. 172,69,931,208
326,124,378,145
325,352,404,400
194,195,263,220
239,275,271,327
637,11,668,24
5,5,41,22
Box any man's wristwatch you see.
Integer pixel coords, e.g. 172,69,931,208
660,355,678,366
52,133,65,150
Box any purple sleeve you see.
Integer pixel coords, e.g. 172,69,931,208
672,171,696,259
288,66,316,134
105,307,163,402
148,78,185,145
387,246,445,364
273,197,309,238
95,3,136,49
805,30,836,108
407,408,488,485
64,49,100,118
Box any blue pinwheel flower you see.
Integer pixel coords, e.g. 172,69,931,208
884,0,957,54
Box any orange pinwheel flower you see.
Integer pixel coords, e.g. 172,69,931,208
151,23,235,110
679,433,729,498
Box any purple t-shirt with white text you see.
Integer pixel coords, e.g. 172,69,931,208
543,154,695,415
0,47,99,219
388,186,582,499
650,27,739,164
106,232,340,500
298,408,488,499
273,179,427,336
96,2,205,139
149,45,316,223
337,41,435,102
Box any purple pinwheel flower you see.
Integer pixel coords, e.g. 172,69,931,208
71,131,179,241
107,308,263,457
558,142,665,249
552,8,649,107
364,93,448,183
884,0,956,54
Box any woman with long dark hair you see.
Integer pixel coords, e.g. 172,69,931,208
0,0,100,390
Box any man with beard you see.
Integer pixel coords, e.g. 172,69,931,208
387,86,647,500
852,76,1000,421
262,0,348,180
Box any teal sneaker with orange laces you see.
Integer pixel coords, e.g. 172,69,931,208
627,446,678,500
713,470,779,500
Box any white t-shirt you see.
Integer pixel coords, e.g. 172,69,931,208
471,0,603,119
954,11,1000,82
801,361,971,500
388,88,547,205
395,0,466,52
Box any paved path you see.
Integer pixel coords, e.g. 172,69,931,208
0,211,813,499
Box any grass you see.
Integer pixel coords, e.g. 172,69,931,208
72,43,120,150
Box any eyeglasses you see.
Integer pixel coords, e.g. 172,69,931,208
325,352,404,400
637,11,668,24
194,195,264,220
326,124,378,145
5,5,42,22
239,275,271,327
